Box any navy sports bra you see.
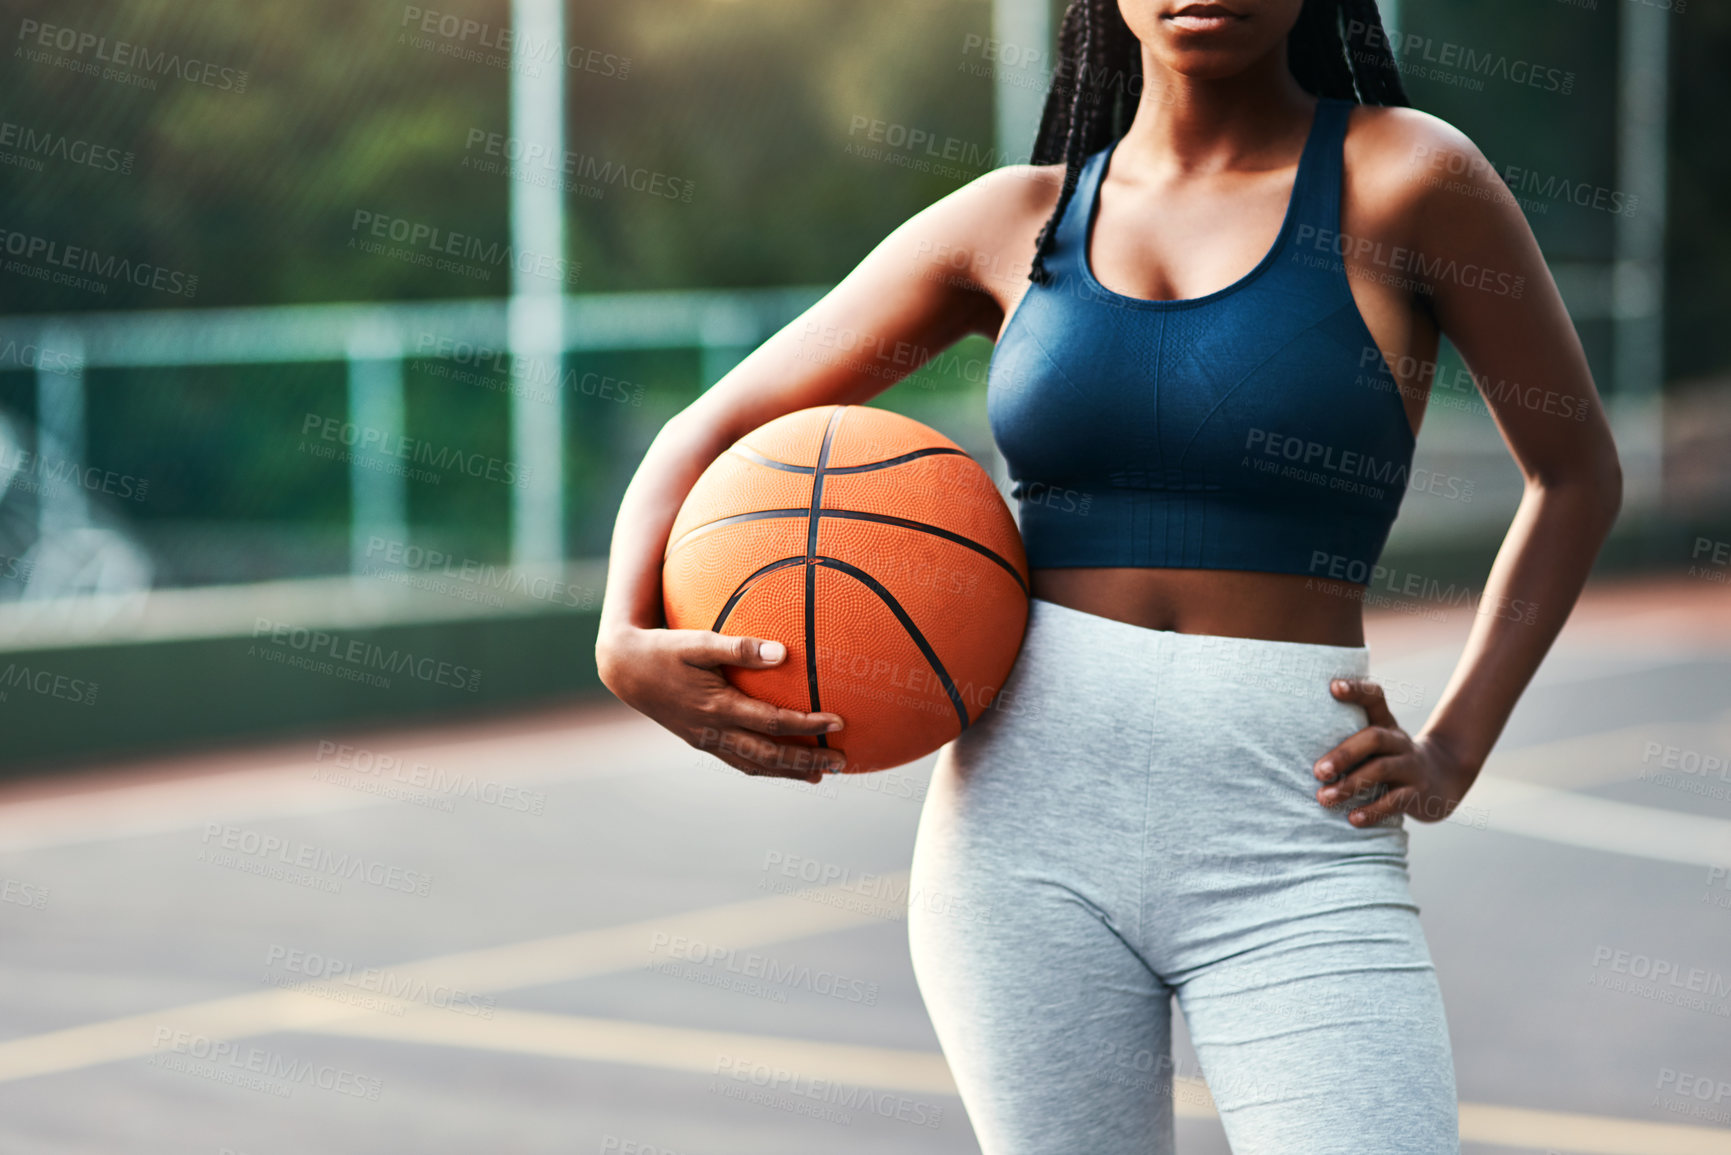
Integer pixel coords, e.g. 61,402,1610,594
987,98,1416,584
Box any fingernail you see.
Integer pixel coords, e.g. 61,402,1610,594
826,719,844,732
760,641,785,662
1320,789,1338,804
1316,760,1333,776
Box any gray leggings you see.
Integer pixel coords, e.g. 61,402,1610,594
908,598,1458,1154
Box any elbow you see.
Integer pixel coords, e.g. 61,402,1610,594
1527,439,1622,528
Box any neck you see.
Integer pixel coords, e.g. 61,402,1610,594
1118,46,1315,174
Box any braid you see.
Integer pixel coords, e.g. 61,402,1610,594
1338,0,1410,106
1286,0,1356,99
1025,0,1409,285
1027,2,1097,286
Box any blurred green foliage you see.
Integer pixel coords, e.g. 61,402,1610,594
0,0,1723,577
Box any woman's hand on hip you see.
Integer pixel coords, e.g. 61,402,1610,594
1311,678,1473,827
596,626,847,783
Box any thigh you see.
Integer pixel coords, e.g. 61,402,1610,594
909,820,1177,1154
1173,902,1458,1155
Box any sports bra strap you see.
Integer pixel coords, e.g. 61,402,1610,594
1048,98,1353,276
1285,97,1350,252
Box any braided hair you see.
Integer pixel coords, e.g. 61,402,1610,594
1026,0,1409,285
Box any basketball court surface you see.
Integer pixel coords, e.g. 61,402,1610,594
2,576,1730,1154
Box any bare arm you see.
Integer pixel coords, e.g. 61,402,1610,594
595,166,1055,779
1316,111,1623,825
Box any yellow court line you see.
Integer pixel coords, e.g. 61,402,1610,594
0,876,900,1084
3,873,1729,1153
303,1004,1731,1154
316,1005,959,1099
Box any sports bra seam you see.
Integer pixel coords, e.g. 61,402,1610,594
1015,320,1089,401
1171,325,1313,468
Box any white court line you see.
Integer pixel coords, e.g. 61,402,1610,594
4,873,1729,1153
305,1005,1731,1153
1464,774,1731,869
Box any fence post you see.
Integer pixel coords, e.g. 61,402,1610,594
35,326,88,537
1611,0,1669,513
508,0,567,574
346,320,408,576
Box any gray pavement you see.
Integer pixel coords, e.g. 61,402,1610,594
2,585,1730,1154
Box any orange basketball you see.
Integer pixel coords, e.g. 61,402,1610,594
663,404,1030,774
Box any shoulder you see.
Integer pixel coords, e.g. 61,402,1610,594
892,161,1069,297
1339,104,1512,231
923,161,1068,246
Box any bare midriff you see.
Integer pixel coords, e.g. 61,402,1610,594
1030,567,1365,647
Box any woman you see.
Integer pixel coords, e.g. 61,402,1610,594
596,0,1622,1150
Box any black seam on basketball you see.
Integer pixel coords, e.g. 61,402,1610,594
815,556,971,733
822,447,968,474
816,509,1029,595
710,556,805,632
729,447,815,474
664,509,808,558
666,507,1028,594
731,444,968,477
806,407,847,741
